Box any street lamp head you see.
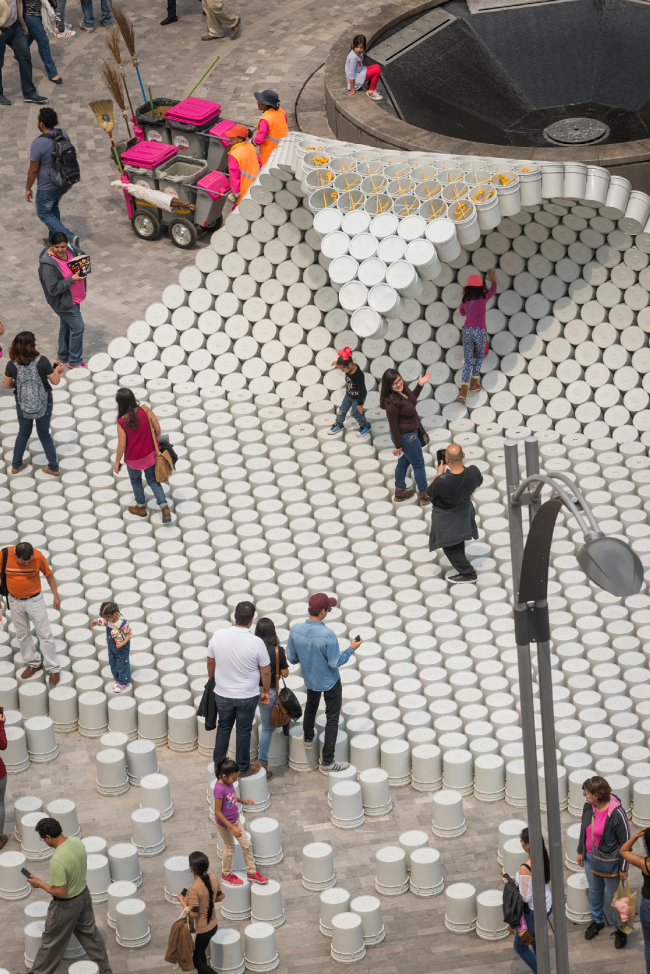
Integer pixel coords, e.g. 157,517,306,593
577,534,644,598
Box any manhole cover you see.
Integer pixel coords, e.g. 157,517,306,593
543,117,610,145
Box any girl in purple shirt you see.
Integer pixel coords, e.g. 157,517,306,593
457,269,497,403
213,758,268,887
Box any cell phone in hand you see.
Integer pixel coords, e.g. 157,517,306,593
0,705,4,716
355,634,360,641
21,867,32,878
437,449,447,465
180,887,188,897
502,872,513,882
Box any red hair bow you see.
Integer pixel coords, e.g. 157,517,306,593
338,346,352,360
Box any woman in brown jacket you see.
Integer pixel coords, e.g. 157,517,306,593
177,851,224,974
380,367,432,505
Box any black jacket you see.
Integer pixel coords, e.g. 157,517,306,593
38,245,86,314
577,796,630,873
196,676,217,731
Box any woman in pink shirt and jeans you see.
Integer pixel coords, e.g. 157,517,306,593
457,268,497,404
114,388,172,523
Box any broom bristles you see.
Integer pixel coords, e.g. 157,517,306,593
99,59,127,115
88,98,115,131
112,2,136,59
106,26,123,68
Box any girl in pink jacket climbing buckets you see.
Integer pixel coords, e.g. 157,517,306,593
457,268,497,403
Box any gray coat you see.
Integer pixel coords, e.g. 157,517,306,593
428,499,479,551
38,245,86,314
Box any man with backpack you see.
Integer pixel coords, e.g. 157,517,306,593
0,542,61,685
26,107,80,245
38,231,87,369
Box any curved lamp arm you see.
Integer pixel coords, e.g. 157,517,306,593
510,471,602,539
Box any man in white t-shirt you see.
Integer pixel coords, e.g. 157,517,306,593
207,600,271,778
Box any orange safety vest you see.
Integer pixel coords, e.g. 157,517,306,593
257,107,289,165
230,140,259,205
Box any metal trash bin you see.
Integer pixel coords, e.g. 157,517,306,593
195,171,230,228
206,118,236,173
135,98,179,144
154,156,209,225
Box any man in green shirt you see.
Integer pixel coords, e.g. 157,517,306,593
26,816,112,974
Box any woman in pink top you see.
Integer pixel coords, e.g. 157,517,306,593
457,268,497,404
39,231,87,368
114,388,171,523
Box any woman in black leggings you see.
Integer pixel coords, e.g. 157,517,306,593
177,851,224,973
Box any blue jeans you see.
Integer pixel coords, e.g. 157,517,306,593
81,0,113,26
0,20,38,98
394,429,427,493
57,304,85,367
167,0,177,14
335,393,369,432
513,907,552,973
257,688,276,763
127,463,167,508
213,693,259,774
108,645,130,685
584,853,619,930
24,15,58,78
35,186,74,244
461,326,486,384
641,897,650,974
12,399,58,472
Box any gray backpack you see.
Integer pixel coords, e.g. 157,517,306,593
16,355,49,420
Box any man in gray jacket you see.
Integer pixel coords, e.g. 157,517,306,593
38,231,86,368
427,442,483,584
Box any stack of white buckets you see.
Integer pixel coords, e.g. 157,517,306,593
1,129,650,836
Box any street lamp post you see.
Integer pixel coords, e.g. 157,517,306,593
504,436,643,974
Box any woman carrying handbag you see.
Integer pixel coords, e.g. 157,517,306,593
254,617,289,779
173,851,224,974
114,387,172,523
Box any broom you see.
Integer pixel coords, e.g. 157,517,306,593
88,98,124,174
99,58,132,139
105,26,135,123
112,2,147,105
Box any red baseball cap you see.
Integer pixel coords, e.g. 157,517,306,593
466,274,484,287
227,124,249,139
309,593,337,613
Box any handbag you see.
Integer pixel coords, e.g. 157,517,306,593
269,646,291,728
417,422,429,447
146,407,175,484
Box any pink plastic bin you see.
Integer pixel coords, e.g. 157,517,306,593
209,119,236,147
197,170,231,200
166,97,222,126
120,142,178,169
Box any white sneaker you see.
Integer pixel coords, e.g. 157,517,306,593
366,90,382,101
55,26,76,36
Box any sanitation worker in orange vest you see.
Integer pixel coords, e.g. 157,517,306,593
225,125,260,206
252,89,288,166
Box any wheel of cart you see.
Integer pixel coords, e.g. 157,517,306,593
132,209,162,240
169,216,198,249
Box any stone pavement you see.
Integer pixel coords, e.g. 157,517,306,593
0,0,374,365
2,729,646,974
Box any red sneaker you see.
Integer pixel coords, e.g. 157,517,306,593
247,871,268,885
221,873,243,886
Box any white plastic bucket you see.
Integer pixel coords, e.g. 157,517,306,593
405,239,441,282
621,191,650,234
563,163,587,201
469,185,501,231
398,215,427,242
351,308,389,339
371,213,399,239
329,157,357,175
514,164,542,206
448,200,480,246
415,180,442,202
308,188,340,212
384,163,412,180
342,210,372,236
365,194,393,217
387,178,416,199
602,175,631,219
369,283,406,319
357,161,384,178
333,172,363,194
377,236,407,264
339,280,369,312
490,172,521,216
329,255,359,294
410,165,438,182
386,260,424,300
437,168,464,186
459,157,489,173
321,231,350,260
584,166,610,206
337,191,367,213
419,200,448,223
425,218,460,261
361,175,388,196
304,168,334,196
441,182,469,204
349,233,378,261
313,208,343,237
295,139,326,179
540,163,564,200
358,257,388,287
393,196,421,219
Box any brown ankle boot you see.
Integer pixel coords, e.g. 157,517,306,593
469,375,482,392
457,383,469,403
260,759,273,780
129,506,147,517
161,505,172,523
394,488,415,502
419,491,430,506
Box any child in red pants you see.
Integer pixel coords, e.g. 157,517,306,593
345,33,382,102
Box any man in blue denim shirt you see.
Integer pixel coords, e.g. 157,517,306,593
207,600,271,778
287,593,362,774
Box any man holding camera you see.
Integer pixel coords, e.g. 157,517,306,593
427,442,483,584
